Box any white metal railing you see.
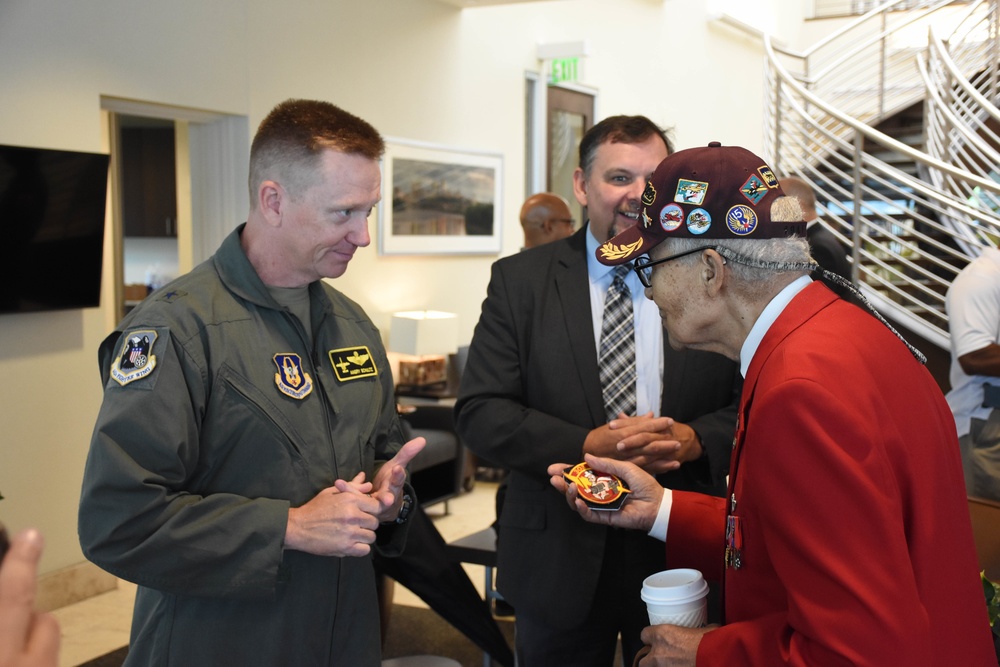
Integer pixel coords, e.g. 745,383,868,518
777,0,975,125
920,2,1000,254
763,0,1000,348
813,0,973,19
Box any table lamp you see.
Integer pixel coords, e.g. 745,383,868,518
389,310,458,388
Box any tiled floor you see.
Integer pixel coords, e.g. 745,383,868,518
52,480,501,667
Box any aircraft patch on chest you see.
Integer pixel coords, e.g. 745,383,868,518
329,346,378,383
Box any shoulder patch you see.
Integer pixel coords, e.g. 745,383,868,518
110,330,159,386
329,346,378,382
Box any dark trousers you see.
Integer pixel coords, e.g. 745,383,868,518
513,528,654,667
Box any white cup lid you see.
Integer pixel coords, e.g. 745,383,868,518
640,568,708,605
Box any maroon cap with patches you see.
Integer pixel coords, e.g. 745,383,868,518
596,142,805,265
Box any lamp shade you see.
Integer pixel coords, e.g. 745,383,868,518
389,311,458,356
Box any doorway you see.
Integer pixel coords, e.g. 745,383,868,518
525,75,596,230
547,86,594,225
114,114,180,315
101,97,250,320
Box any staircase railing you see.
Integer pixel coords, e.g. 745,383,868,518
775,0,980,126
763,2,1000,349
919,2,1000,253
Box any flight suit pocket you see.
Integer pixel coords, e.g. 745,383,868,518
215,364,305,453
196,364,318,500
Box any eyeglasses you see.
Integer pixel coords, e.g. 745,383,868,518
633,246,721,288
552,218,575,226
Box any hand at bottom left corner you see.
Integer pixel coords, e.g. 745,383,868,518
0,527,61,667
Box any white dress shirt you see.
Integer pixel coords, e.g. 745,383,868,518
586,226,664,418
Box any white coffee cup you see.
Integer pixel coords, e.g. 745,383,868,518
640,568,709,627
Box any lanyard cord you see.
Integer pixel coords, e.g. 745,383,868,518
713,246,927,365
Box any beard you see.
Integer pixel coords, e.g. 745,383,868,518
607,211,640,241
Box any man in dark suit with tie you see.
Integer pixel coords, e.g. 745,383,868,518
455,116,740,667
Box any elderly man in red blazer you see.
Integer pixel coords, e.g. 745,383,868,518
550,143,996,666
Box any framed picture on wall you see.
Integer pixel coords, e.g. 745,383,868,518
378,138,503,255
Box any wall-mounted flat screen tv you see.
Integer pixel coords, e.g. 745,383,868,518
0,144,110,315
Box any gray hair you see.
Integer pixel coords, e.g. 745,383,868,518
651,196,927,364
659,235,811,302
653,196,813,298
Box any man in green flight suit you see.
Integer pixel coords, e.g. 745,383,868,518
79,99,425,666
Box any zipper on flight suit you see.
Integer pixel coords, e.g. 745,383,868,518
281,304,343,481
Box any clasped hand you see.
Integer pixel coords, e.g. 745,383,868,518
285,437,425,557
584,412,702,474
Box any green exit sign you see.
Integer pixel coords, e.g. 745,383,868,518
550,57,579,84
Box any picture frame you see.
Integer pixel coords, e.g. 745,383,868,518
378,138,503,255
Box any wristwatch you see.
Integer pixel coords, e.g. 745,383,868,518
395,493,413,524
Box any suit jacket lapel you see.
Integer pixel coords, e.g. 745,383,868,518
555,228,606,426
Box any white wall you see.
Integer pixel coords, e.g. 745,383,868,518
0,0,250,575
0,0,807,575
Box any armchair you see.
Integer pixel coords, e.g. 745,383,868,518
399,403,465,513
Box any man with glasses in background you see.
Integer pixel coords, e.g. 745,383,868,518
519,192,576,249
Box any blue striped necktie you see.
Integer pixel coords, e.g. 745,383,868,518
599,264,637,421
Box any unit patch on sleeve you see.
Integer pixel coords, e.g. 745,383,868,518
329,346,378,383
110,330,159,386
273,353,314,400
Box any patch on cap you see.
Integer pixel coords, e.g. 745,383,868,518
687,208,712,235
675,179,708,205
758,166,779,188
641,182,657,206
739,175,768,205
726,205,758,235
596,142,805,265
597,238,644,263
660,204,684,232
